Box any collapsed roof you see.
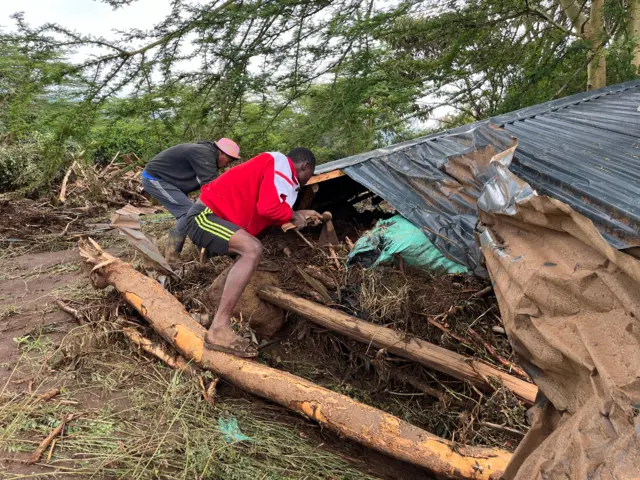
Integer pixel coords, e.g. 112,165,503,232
313,79,640,274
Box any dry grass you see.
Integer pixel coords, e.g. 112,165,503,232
358,269,410,325
0,320,381,480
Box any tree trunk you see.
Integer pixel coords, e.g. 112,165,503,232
585,0,606,90
556,0,606,90
631,0,640,70
258,286,538,404
79,242,512,480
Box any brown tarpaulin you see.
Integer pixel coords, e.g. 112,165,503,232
476,163,640,479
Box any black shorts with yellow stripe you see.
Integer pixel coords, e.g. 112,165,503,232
185,202,240,256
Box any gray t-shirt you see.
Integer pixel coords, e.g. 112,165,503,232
144,141,219,193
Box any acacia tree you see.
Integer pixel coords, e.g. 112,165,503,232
9,1,418,144
384,0,640,128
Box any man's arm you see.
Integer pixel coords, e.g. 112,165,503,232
188,149,218,186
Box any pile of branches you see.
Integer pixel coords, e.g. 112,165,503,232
57,152,149,208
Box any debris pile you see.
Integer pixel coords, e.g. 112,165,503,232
57,152,149,208
0,155,163,258
59,194,538,479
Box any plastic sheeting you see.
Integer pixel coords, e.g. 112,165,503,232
315,80,640,274
346,215,469,275
343,124,517,276
477,163,640,479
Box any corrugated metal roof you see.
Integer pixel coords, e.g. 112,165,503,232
316,80,640,272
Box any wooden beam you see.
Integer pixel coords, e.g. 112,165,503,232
307,170,345,185
79,240,512,479
259,286,538,404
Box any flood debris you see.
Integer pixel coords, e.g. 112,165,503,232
27,413,78,465
79,238,513,479
258,286,537,404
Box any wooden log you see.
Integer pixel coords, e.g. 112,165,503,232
306,169,345,185
79,240,511,479
258,286,538,405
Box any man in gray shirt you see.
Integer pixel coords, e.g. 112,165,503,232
142,138,240,262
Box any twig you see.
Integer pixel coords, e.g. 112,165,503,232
478,421,526,437
55,299,86,325
59,217,79,237
297,266,333,304
468,329,529,379
47,438,57,462
39,388,61,402
389,368,468,408
104,151,121,172
199,376,219,407
329,246,340,269
28,414,77,465
294,230,315,249
468,305,496,330
428,317,474,348
303,265,337,290
472,286,492,298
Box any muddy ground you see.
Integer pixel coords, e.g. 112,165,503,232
0,199,529,479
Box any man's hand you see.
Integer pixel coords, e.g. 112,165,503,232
292,210,321,229
292,212,307,229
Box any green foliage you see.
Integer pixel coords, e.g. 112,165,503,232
0,0,639,194
0,135,44,192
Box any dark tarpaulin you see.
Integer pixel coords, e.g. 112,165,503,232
316,80,640,273
343,124,517,276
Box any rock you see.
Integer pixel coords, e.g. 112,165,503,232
204,266,285,338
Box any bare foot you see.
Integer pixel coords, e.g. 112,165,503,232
204,325,257,358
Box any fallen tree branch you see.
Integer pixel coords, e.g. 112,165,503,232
55,299,85,325
468,329,529,379
28,413,77,465
79,239,511,479
122,326,198,376
58,161,77,203
259,286,537,405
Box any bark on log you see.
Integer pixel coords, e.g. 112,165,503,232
259,286,538,404
79,240,511,479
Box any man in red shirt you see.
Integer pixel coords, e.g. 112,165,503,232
185,147,319,357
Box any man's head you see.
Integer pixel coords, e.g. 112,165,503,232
288,147,316,186
215,138,240,169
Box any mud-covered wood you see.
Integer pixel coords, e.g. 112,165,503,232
259,286,538,404
80,241,512,479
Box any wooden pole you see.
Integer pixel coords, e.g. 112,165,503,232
258,286,537,404
79,240,511,479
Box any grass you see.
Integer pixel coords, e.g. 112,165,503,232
0,324,381,480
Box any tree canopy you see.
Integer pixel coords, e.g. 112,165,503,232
1,0,638,192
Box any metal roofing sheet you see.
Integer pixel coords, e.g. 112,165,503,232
316,80,640,272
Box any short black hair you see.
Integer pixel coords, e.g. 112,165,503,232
288,147,316,167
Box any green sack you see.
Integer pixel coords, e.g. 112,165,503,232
347,215,469,275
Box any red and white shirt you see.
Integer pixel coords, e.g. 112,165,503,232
199,152,299,236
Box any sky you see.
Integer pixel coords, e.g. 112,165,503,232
0,0,170,38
